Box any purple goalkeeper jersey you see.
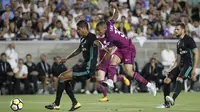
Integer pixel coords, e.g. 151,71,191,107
106,19,134,49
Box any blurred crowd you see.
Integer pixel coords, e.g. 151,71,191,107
0,0,199,41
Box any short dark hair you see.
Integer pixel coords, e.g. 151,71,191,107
26,54,32,57
41,54,46,57
18,58,24,62
96,21,106,28
176,23,185,29
77,20,89,29
54,56,61,60
1,53,6,57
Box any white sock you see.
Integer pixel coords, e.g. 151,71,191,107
146,82,151,88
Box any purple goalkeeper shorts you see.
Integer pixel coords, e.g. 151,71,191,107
99,57,111,73
114,46,136,64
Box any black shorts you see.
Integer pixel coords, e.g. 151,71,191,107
72,66,95,82
168,65,193,81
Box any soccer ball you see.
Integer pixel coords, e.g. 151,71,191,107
10,98,23,111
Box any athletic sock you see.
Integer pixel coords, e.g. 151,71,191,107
99,81,107,97
108,65,117,80
163,83,170,105
172,80,183,101
54,80,65,106
117,75,123,82
133,72,148,85
65,81,78,105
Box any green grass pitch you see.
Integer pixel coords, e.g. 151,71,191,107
1,92,200,112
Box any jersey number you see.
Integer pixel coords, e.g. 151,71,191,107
114,27,128,39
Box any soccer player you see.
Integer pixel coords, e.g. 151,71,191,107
157,23,199,108
95,35,130,102
45,20,98,111
95,2,156,96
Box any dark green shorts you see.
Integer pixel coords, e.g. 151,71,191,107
72,67,95,82
168,65,193,81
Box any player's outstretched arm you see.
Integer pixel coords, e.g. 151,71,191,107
94,40,108,52
97,46,117,67
109,2,119,21
61,47,82,63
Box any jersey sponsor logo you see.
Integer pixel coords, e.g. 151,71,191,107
125,59,129,62
82,48,87,51
81,39,87,51
179,50,187,55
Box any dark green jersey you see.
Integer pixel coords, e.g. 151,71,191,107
79,32,98,72
177,35,197,66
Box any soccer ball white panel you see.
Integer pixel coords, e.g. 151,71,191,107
10,98,24,111
11,104,18,111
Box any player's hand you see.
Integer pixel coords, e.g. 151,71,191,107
110,2,117,8
191,69,196,81
60,58,67,63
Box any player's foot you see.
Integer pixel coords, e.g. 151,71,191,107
166,96,175,106
45,103,60,110
156,103,170,108
99,97,109,102
68,102,81,112
122,76,130,86
102,79,114,88
148,83,157,97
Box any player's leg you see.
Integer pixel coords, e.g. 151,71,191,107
166,65,192,106
45,69,75,110
156,77,172,108
64,80,80,110
115,74,130,86
122,49,156,96
97,70,108,102
123,64,156,96
104,54,121,88
58,69,81,111
45,80,65,110
157,66,179,108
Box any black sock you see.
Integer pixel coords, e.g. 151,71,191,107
65,81,77,105
54,81,65,106
172,80,183,101
163,83,170,105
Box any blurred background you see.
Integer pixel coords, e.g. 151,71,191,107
0,0,199,95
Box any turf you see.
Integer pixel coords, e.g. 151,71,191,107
0,92,200,112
